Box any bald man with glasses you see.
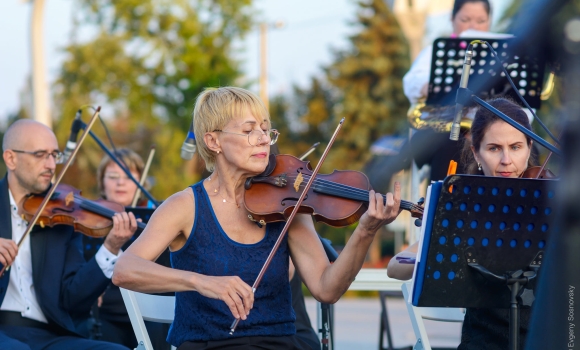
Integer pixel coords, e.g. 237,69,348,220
0,119,133,349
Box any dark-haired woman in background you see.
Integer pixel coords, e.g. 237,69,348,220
388,97,538,350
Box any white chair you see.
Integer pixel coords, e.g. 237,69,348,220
120,287,176,350
401,282,465,350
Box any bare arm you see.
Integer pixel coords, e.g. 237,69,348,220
290,183,401,304
386,241,418,280
112,188,254,320
112,189,195,293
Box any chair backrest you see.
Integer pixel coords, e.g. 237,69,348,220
120,288,176,350
401,281,465,350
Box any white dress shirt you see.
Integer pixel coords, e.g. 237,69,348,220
0,190,49,323
0,189,120,322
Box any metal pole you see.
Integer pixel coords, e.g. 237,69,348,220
31,0,51,127
259,23,268,111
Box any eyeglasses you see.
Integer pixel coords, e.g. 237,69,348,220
12,150,64,164
213,129,280,146
104,172,134,182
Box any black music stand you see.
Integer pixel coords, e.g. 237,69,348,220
426,37,545,109
411,175,557,350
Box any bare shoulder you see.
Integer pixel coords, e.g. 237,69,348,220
154,188,195,215
128,188,196,258
141,188,194,234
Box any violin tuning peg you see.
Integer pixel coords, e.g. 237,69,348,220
414,219,422,227
417,197,425,206
40,221,45,229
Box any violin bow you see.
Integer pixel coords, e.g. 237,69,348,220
533,130,562,179
298,142,320,161
229,118,345,335
0,107,102,277
131,144,156,207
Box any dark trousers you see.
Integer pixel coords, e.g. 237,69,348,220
0,325,129,350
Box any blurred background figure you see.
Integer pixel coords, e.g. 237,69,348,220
367,0,494,194
80,148,170,350
403,0,492,105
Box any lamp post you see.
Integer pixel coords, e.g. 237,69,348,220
259,20,285,112
28,0,51,127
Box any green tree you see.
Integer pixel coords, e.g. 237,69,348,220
325,0,410,171
267,0,410,249
269,77,336,163
54,0,255,198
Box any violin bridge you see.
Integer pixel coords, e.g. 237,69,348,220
65,192,74,207
294,172,304,192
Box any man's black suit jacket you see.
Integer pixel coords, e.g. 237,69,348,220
0,175,110,335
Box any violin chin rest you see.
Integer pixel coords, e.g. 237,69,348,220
260,154,277,177
246,154,278,190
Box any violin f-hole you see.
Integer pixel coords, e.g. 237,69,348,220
281,195,308,206
52,207,75,214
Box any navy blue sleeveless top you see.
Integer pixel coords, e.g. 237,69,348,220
167,182,296,346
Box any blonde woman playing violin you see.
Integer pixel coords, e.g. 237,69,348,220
113,87,402,350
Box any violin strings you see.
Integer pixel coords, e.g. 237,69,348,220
74,195,117,218
295,174,421,211
71,195,146,230
279,174,423,213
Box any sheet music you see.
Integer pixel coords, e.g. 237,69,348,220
458,29,514,39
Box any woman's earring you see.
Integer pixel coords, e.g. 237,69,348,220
217,150,220,154
477,163,482,171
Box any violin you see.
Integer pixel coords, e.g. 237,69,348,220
20,183,146,238
520,129,560,180
521,166,558,179
243,154,424,227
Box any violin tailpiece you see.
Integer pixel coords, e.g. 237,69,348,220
248,174,288,188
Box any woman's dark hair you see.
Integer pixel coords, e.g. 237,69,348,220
452,0,491,18
461,97,538,174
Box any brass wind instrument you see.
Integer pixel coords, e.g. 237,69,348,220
407,70,556,131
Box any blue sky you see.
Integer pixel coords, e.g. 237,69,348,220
0,0,509,123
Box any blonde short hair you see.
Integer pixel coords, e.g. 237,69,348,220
97,148,145,199
193,87,270,171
